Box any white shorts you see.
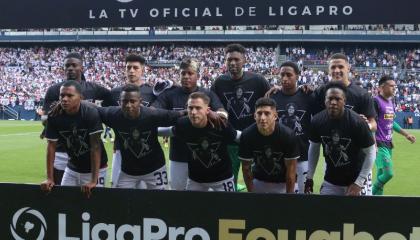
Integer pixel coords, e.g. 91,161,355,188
54,152,69,170
253,179,286,193
186,176,235,192
169,160,188,190
61,167,107,187
320,180,371,196
295,161,308,194
115,165,168,190
111,150,122,187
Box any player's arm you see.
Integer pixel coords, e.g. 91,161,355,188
347,144,375,196
41,140,57,192
284,158,297,193
306,141,321,194
240,159,253,192
84,132,101,198
393,121,416,143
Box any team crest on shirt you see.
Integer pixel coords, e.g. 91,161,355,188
119,129,152,158
321,131,352,167
253,146,284,175
59,126,90,157
278,103,306,135
224,86,254,119
187,138,221,168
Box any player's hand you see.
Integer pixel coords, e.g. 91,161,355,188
298,84,314,94
81,182,97,198
40,179,54,192
346,183,362,196
304,178,314,194
406,134,416,143
359,114,369,124
264,85,281,98
207,110,227,130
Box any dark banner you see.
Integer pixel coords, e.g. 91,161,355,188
1,184,420,240
0,0,419,29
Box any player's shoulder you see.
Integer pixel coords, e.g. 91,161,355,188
111,86,123,94
46,81,64,93
346,108,367,126
347,82,370,97
244,71,266,81
311,109,328,123
241,123,258,138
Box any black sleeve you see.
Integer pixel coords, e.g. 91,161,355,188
283,131,300,160
110,88,121,106
96,85,118,107
311,86,325,115
172,118,186,139
87,107,104,135
151,91,169,109
238,132,253,161
259,75,271,93
151,108,182,127
361,93,376,119
223,123,237,143
45,118,59,141
42,86,59,112
308,117,321,143
354,118,375,148
208,90,225,111
97,107,112,127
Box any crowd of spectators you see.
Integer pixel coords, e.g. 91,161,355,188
0,45,419,113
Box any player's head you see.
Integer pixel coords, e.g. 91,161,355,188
328,53,350,85
378,75,396,98
280,61,299,92
121,84,142,119
325,81,347,119
59,80,82,113
225,44,246,78
187,92,210,128
125,54,146,85
254,97,278,135
180,58,200,92
64,53,84,81
286,103,296,116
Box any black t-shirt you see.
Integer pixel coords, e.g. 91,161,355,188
270,89,315,162
111,84,156,107
238,123,300,183
308,108,375,186
43,80,117,152
45,102,108,173
173,117,236,183
152,86,224,162
211,71,270,131
99,106,181,176
111,84,156,151
313,82,376,118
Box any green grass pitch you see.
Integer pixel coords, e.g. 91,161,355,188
0,120,419,196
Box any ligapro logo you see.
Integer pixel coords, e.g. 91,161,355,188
10,207,47,240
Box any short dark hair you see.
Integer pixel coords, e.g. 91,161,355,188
325,81,347,96
280,61,300,74
225,44,246,55
188,92,210,105
180,58,200,73
379,75,394,86
65,52,83,62
255,97,277,110
122,84,141,96
125,54,146,65
329,53,348,63
61,80,82,94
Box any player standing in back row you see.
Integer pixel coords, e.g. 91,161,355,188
211,44,270,190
